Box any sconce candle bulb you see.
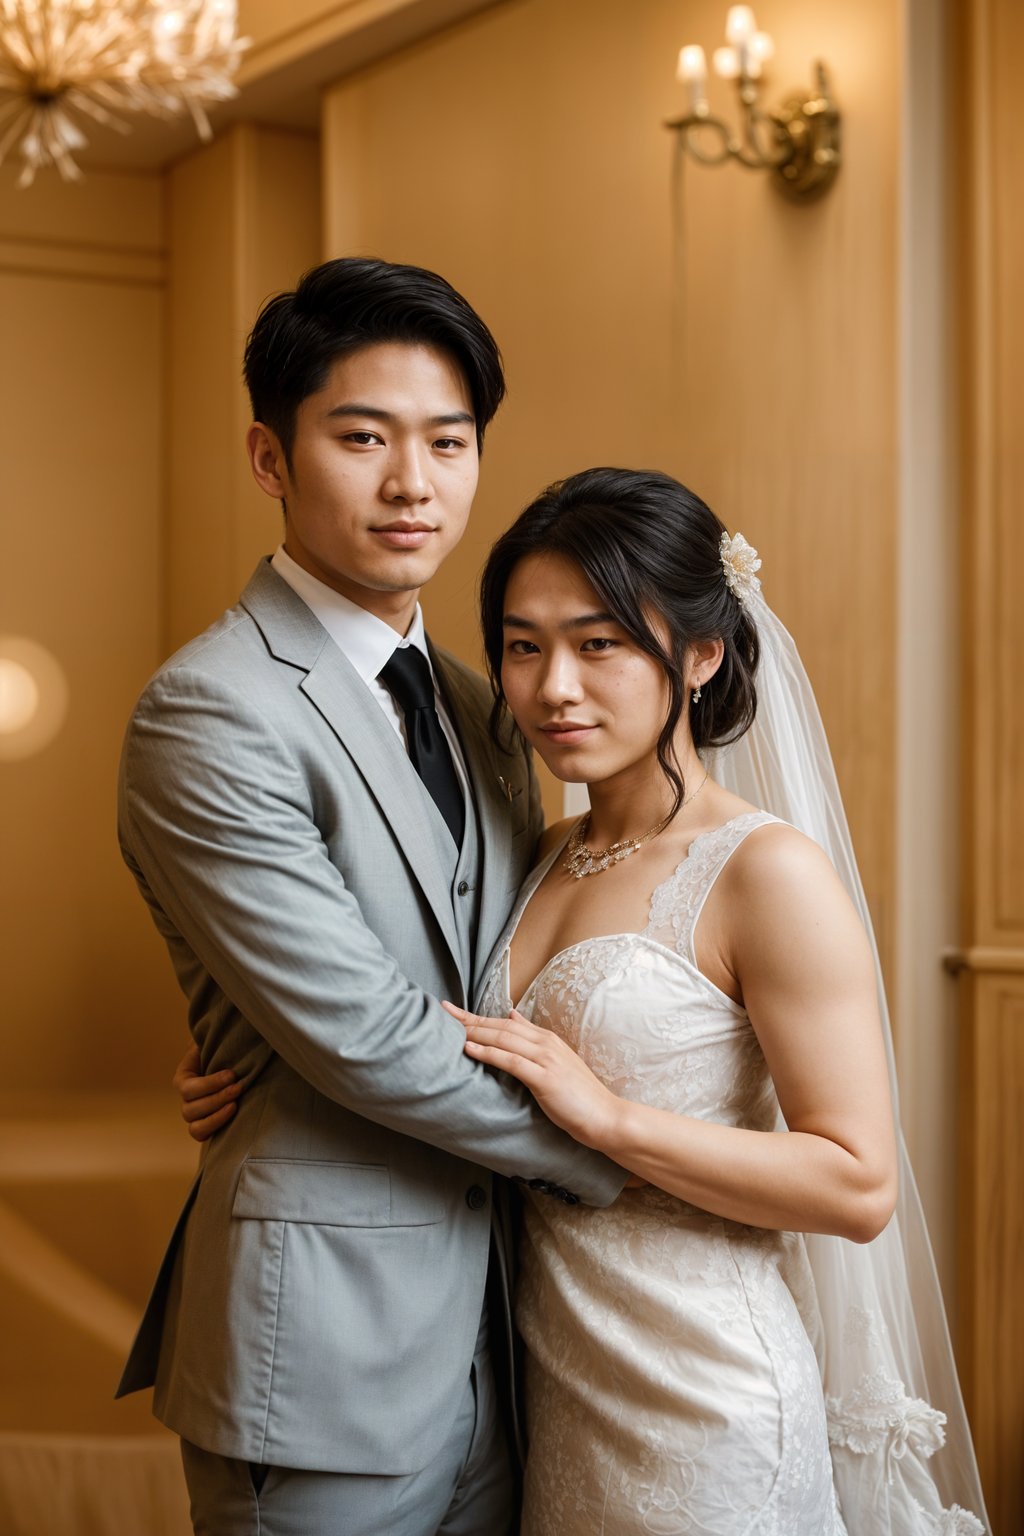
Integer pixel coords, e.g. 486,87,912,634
750,31,775,65
668,8,841,199
725,6,756,45
677,45,708,114
678,45,707,83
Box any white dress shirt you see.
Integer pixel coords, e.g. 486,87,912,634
270,545,471,799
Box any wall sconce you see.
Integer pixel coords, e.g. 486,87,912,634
668,6,841,199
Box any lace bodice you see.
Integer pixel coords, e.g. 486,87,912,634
480,811,780,1137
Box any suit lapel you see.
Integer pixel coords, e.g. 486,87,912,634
431,648,520,962
241,563,463,975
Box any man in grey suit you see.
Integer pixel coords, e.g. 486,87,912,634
117,257,626,1535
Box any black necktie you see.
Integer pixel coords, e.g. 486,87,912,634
379,646,465,847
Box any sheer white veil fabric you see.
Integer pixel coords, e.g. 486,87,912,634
709,585,989,1535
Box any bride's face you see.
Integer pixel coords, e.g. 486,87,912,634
500,551,679,787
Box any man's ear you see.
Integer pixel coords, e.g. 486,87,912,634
246,422,289,501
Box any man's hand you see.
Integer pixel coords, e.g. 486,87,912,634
173,1043,242,1142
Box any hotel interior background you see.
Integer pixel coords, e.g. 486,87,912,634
0,0,1020,1530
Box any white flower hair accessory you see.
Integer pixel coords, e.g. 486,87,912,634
720,531,762,607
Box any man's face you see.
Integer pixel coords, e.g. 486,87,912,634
255,342,480,623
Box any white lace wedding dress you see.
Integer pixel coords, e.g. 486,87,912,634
478,812,848,1535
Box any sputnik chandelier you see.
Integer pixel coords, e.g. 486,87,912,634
0,0,248,186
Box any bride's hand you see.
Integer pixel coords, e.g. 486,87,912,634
443,1001,622,1150
173,1043,243,1142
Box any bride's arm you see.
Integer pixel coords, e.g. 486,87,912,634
450,828,897,1243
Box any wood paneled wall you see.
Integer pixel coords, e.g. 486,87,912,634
956,0,1024,1526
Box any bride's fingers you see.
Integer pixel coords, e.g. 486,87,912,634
179,1069,238,1103
441,1000,477,1028
463,1036,543,1084
180,1079,243,1123
171,1042,202,1092
443,1000,544,1042
172,1041,238,1105
187,1100,239,1142
443,1002,554,1075
441,1000,487,1031
462,1023,551,1063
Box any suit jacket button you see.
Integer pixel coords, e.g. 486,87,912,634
457,880,471,896
466,1184,488,1211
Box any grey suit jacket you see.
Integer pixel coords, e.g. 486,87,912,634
116,560,625,1475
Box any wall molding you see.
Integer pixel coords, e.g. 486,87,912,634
944,946,1024,975
0,237,165,287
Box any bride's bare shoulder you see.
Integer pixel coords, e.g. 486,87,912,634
726,819,836,892
720,819,862,941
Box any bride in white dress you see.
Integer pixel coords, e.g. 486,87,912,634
447,468,987,1535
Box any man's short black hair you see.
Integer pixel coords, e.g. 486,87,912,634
243,257,505,462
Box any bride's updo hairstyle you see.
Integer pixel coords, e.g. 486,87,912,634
480,467,759,816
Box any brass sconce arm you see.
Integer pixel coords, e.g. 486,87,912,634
670,11,841,199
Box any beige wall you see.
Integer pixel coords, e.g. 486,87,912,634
164,124,321,650
322,0,901,971
0,126,318,1090
0,167,185,1091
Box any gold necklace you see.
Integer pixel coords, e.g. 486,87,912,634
563,771,710,880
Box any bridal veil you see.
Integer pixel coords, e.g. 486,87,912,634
711,556,989,1535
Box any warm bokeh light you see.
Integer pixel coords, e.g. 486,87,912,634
0,658,40,736
0,637,68,760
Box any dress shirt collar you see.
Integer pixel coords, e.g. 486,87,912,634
271,544,430,682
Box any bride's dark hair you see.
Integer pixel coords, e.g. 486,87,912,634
480,467,759,817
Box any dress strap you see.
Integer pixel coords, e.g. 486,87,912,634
645,811,779,966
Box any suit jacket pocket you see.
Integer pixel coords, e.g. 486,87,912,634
233,1158,392,1226
231,1158,446,1227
